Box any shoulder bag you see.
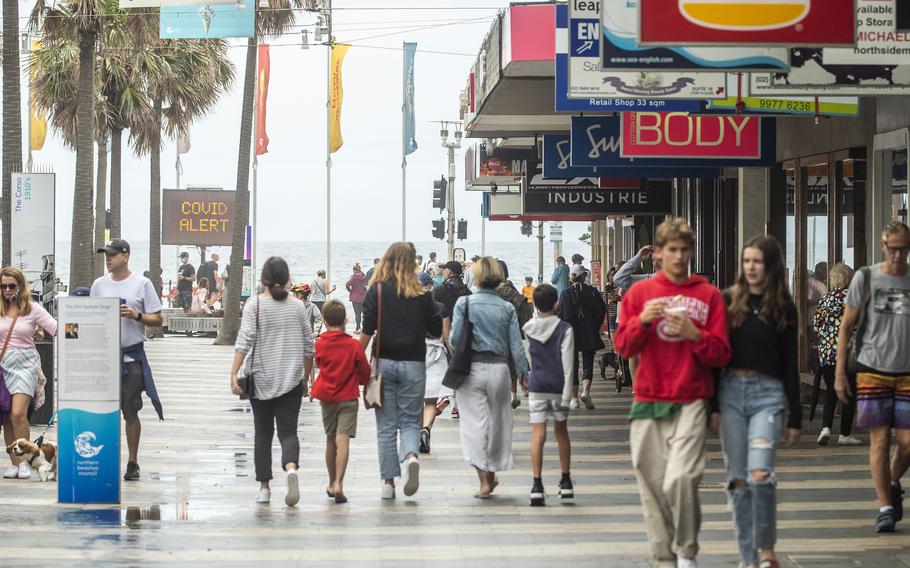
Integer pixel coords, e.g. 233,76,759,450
0,312,20,419
846,266,872,374
237,296,260,399
442,297,473,390
363,283,384,409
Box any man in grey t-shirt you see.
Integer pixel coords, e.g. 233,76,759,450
836,221,910,533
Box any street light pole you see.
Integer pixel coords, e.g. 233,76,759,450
439,121,461,261
537,221,544,284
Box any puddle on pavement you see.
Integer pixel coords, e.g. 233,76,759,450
58,503,234,527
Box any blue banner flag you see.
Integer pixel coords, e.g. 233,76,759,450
403,42,418,156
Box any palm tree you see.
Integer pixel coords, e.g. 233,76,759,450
3,1,24,267
217,0,303,345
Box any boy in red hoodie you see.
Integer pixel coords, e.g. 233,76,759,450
614,218,731,568
311,300,371,504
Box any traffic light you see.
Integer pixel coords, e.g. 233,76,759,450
457,219,467,240
520,221,533,237
432,219,445,240
432,176,447,210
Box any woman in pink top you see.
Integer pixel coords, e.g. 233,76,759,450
0,267,58,480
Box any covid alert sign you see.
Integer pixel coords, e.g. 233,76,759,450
162,189,236,246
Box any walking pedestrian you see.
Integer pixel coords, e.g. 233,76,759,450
835,221,910,533
465,255,480,290
310,269,335,314
523,284,574,506
522,276,535,303
176,251,196,313
495,260,534,409
311,300,371,504
814,263,860,446
346,263,367,334
558,264,607,409
91,239,164,482
450,256,530,498
418,272,450,454
365,258,380,283
197,252,220,297
614,218,731,568
229,257,314,506
359,243,442,500
423,252,438,274
716,235,801,568
432,260,472,421
0,267,58,480
292,283,323,336
551,256,569,297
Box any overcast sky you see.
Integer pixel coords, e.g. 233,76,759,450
18,0,589,246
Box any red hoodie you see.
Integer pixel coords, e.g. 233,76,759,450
311,330,371,403
614,272,731,404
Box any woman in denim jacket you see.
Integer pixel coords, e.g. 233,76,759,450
450,256,530,498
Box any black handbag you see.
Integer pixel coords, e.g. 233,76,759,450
846,266,872,374
238,296,261,400
442,297,473,390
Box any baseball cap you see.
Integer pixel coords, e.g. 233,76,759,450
417,271,434,287
96,239,130,255
570,264,588,279
442,261,462,276
178,251,189,258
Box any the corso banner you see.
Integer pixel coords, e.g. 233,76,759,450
621,112,762,159
162,189,235,246
638,0,857,47
523,178,673,216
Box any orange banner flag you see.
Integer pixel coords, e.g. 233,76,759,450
256,44,270,156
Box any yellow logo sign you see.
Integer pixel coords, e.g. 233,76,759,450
679,0,810,31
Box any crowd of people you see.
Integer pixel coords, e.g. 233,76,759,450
3,219,910,568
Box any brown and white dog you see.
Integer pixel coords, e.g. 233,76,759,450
6,439,57,481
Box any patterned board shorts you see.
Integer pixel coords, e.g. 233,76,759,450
856,371,910,430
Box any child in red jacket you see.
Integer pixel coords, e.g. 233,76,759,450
311,300,371,503
614,218,731,568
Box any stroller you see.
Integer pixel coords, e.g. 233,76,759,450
600,320,632,393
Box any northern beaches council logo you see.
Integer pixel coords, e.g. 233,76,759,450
75,431,105,459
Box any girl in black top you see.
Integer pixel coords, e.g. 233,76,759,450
715,235,801,568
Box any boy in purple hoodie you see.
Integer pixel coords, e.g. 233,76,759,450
523,284,575,506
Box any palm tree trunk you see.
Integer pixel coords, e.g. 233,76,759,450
69,30,97,291
94,138,109,278
110,127,123,239
2,0,24,267
215,36,256,346
149,100,163,296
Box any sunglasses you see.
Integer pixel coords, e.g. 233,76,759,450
0,284,18,290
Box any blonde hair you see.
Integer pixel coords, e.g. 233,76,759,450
882,221,910,241
655,217,695,248
370,242,425,299
829,263,854,290
0,267,32,317
472,256,504,289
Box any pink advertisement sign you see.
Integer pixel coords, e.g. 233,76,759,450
620,112,762,160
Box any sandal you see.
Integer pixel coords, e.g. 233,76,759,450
490,476,500,493
473,491,492,500
326,488,335,499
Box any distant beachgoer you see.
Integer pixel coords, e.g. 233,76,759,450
423,252,438,274
292,283,323,335
551,256,569,297
346,263,367,334
176,252,196,313
310,270,335,314
365,258,380,282
522,277,535,303
191,278,211,315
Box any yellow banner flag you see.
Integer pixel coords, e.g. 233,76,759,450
329,44,351,154
30,40,48,152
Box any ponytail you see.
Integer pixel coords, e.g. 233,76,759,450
268,282,288,301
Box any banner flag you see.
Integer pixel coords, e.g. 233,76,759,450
30,40,48,152
403,42,418,156
329,44,351,154
177,132,191,155
256,44,270,156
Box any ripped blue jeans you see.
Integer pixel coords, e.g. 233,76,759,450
719,371,785,567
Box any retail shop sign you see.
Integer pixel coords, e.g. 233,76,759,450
621,112,761,159
560,3,727,102
638,0,857,47
706,75,860,116
600,0,789,71
751,54,910,94
825,0,910,65
523,180,672,216
162,189,235,246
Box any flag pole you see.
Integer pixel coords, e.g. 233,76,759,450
401,41,407,241
326,33,332,291
251,44,259,284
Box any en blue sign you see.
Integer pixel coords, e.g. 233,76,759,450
58,408,120,504
570,116,776,168
543,135,720,179
160,2,255,39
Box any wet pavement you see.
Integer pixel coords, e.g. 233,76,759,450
2,336,910,566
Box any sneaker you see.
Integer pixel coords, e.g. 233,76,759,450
3,466,19,479
530,482,545,507
17,462,31,480
401,455,420,497
511,396,521,409
255,488,271,504
758,560,781,568
569,398,580,409
285,469,300,507
580,392,595,410
838,434,863,446
381,483,395,500
817,427,831,446
558,477,574,499
419,428,431,454
876,509,896,533
677,557,698,568
123,461,141,481
435,398,450,416
893,482,905,523
451,406,460,420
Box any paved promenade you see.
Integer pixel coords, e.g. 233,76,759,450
2,336,910,567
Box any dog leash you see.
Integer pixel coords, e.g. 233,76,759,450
32,410,58,446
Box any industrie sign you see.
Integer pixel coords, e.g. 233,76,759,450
600,0,789,71
563,3,726,102
523,177,673,216
620,112,762,159
162,189,235,246
638,0,857,47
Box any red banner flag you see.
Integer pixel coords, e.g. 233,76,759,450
256,44,270,156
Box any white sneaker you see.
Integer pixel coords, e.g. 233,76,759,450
285,469,300,507
17,462,31,479
580,392,595,410
381,483,395,500
401,455,420,497
255,488,271,504
569,398,580,409
817,427,831,446
838,434,863,446
677,557,698,568
3,466,19,479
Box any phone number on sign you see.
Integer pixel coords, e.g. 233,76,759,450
757,99,813,111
